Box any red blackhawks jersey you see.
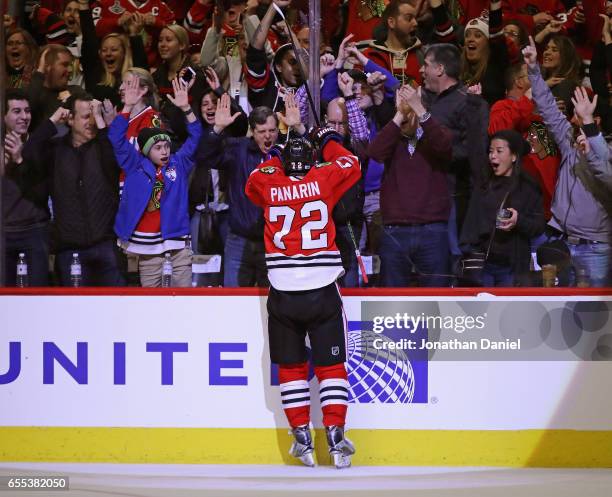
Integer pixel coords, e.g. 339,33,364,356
92,0,175,66
245,140,360,291
92,0,175,33
119,106,162,195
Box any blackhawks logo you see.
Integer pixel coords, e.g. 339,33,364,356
260,166,276,174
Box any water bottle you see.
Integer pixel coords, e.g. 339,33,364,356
162,253,172,287
70,253,82,287
576,267,590,288
16,253,29,288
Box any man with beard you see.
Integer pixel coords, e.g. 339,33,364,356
26,44,78,128
363,0,423,87
22,92,125,286
2,90,50,286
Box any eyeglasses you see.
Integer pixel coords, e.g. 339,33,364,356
326,119,346,128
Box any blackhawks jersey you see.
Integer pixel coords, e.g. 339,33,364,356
92,0,175,66
119,106,162,196
245,140,360,291
125,105,162,149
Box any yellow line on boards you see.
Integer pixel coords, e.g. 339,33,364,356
1,428,611,467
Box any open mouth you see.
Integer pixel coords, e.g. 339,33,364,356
264,140,272,151
9,51,23,65
466,43,478,56
205,111,215,122
104,58,118,71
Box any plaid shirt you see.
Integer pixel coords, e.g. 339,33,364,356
295,85,369,143
345,99,369,142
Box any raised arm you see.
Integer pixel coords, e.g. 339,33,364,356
523,36,573,153
107,76,148,172
168,78,203,170
251,1,291,50
338,72,369,142
22,107,70,166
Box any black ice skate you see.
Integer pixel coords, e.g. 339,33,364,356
289,425,315,467
325,425,355,469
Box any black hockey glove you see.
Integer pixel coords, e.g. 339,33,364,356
310,126,343,152
267,143,285,161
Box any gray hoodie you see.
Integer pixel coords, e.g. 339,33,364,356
528,64,612,243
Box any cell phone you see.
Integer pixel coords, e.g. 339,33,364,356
180,67,196,85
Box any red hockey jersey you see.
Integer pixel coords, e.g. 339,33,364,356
92,0,175,66
245,140,360,291
119,106,162,195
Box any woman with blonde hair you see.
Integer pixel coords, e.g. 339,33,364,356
77,0,148,105
121,67,160,112
154,24,206,142
113,68,163,198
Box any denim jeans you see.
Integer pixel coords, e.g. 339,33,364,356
336,223,362,288
543,233,611,287
379,223,450,287
566,241,611,287
481,262,514,287
223,231,269,287
190,209,230,255
4,224,49,286
360,191,383,254
56,239,126,287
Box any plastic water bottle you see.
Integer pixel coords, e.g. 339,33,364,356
70,253,82,287
576,267,590,288
162,253,172,287
16,253,29,288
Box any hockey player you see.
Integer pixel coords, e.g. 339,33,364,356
245,127,360,468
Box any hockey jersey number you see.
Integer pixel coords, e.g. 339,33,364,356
269,200,328,250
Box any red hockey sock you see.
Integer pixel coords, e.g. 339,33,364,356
314,363,349,427
278,362,310,428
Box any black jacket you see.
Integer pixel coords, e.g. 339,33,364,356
460,170,545,280
2,152,49,231
23,120,119,250
461,96,545,280
196,128,266,240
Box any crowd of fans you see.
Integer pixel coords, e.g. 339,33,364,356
2,0,611,288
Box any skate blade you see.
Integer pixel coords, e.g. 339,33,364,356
331,451,352,469
341,438,356,456
298,452,316,467
289,444,315,467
